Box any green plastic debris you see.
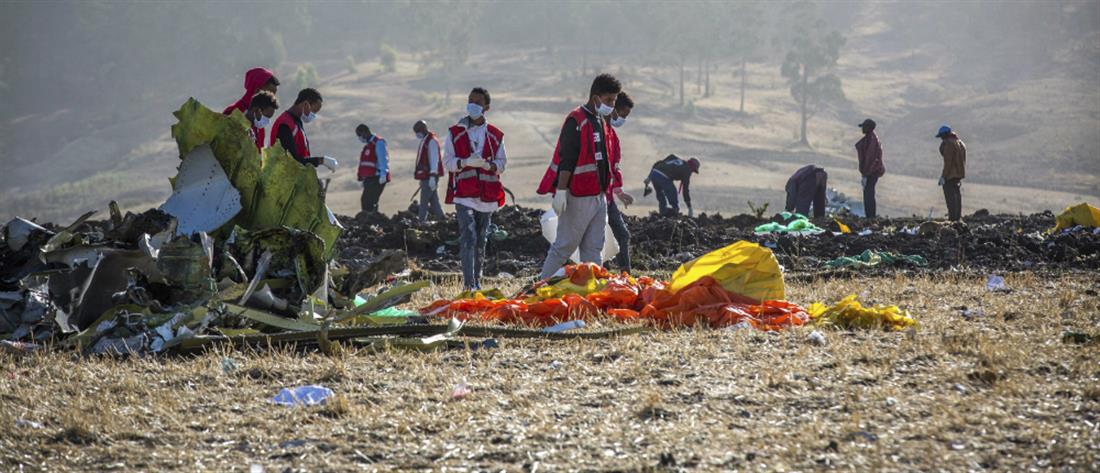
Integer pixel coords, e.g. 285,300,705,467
170,98,342,259
368,306,420,317
754,216,824,235
824,250,927,269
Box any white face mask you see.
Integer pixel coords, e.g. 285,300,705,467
597,102,614,117
610,117,625,128
358,135,370,144
253,115,270,128
302,111,317,123
416,132,427,140
466,103,483,120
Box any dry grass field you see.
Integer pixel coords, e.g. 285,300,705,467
3,272,1097,471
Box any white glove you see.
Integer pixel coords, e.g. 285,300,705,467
552,191,568,216
378,174,386,184
429,176,438,191
938,176,945,186
321,156,338,172
861,177,867,188
614,188,634,208
466,158,492,170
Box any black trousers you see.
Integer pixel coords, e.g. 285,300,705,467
943,178,962,221
361,179,386,214
863,175,879,218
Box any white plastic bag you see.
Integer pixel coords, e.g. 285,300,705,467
540,208,619,263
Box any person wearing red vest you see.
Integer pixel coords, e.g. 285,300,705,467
413,120,445,223
538,74,622,281
243,91,279,153
442,87,507,290
224,67,279,152
356,124,389,215
270,88,336,171
605,91,635,272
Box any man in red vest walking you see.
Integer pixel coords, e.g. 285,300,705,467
537,73,622,280
356,124,389,215
413,120,445,223
443,87,507,291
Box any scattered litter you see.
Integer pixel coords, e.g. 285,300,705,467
548,360,563,370
808,330,826,345
885,397,897,407
221,357,239,374
15,419,43,429
1049,202,1099,233
857,229,873,236
808,295,916,331
450,379,471,401
825,250,926,269
250,465,264,473
0,340,41,354
271,385,334,406
1062,330,1095,345
959,307,985,320
986,275,1010,292
542,320,586,333
754,212,825,236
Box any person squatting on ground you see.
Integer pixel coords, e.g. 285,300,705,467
224,67,279,151
937,124,967,221
537,74,622,280
413,120,445,223
605,91,635,271
356,124,389,214
855,118,885,218
271,88,337,171
444,87,507,290
785,164,828,218
644,155,699,217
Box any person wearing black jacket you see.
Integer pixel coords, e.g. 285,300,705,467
644,154,699,216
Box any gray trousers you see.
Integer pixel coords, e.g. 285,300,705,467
417,179,444,222
540,194,607,280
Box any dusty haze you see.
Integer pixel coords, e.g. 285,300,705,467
1,0,1098,223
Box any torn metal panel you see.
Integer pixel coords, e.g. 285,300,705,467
4,218,51,252
161,144,242,236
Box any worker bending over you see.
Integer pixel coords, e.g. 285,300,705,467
270,88,337,171
784,164,828,218
644,155,699,217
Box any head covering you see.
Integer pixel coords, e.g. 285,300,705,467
936,125,952,138
687,157,701,173
223,67,276,115
858,118,876,129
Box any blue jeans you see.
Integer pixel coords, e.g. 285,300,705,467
649,170,678,215
455,204,492,290
606,199,631,271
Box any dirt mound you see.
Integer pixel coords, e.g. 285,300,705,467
336,206,1099,277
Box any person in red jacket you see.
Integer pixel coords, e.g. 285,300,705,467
855,118,885,218
244,91,278,152
224,67,279,150
413,120,445,223
270,88,336,171
442,87,507,291
606,91,635,271
539,73,622,280
356,124,389,215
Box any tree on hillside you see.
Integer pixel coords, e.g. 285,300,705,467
729,5,763,113
405,1,478,105
780,7,846,146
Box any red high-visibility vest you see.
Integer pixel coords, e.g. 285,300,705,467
605,124,623,201
414,132,444,180
536,107,605,197
445,122,505,207
357,135,390,182
269,111,310,159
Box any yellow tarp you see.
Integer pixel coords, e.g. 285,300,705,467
1051,202,1100,233
807,295,916,331
668,241,785,302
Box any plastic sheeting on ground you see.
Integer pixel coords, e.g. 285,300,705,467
824,250,927,269
422,242,810,331
1051,202,1100,233
754,212,825,236
807,295,916,331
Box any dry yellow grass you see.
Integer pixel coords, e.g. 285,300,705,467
1,272,1098,471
